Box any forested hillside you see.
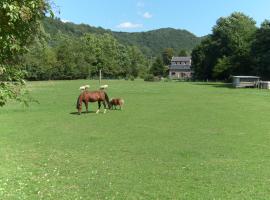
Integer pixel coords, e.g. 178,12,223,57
113,28,201,56
43,17,202,57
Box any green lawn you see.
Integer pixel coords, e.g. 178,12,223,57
1,80,270,199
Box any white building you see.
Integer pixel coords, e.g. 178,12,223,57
169,57,193,79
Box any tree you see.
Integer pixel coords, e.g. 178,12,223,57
252,20,270,79
127,46,147,78
162,48,174,66
150,57,165,76
192,12,257,80
191,37,217,80
23,39,57,80
212,56,232,79
178,49,188,57
0,0,50,106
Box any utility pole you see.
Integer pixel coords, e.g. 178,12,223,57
99,69,102,86
88,66,91,80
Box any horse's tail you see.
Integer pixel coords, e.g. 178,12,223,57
104,92,111,109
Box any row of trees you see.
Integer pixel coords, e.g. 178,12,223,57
21,33,148,80
22,28,190,80
192,12,270,80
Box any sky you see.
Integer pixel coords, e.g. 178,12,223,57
53,0,270,37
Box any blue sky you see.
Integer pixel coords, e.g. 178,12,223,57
53,0,270,36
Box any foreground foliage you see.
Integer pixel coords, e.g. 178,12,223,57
0,0,50,106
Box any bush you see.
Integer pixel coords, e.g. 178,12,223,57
164,77,172,82
144,74,154,81
130,76,135,81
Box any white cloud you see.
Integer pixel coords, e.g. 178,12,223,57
61,19,70,23
142,12,153,19
116,22,143,29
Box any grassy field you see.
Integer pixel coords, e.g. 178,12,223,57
1,80,270,199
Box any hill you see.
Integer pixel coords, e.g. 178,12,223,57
42,18,202,56
113,28,201,56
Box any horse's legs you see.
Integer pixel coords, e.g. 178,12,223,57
85,101,89,113
78,106,82,115
96,101,101,114
102,101,107,113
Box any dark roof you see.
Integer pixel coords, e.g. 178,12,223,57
171,56,191,62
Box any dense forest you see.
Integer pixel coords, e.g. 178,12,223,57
192,12,270,80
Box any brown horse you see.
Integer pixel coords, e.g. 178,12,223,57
76,90,111,114
110,98,124,110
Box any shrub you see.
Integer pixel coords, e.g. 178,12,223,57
130,76,135,81
164,78,172,82
144,74,156,82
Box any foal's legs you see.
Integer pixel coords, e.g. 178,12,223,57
102,101,107,113
96,101,101,114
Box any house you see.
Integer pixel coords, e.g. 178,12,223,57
169,56,193,79
232,76,260,88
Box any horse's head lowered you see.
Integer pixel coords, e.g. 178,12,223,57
76,90,111,114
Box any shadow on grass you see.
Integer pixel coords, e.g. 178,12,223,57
191,82,234,89
69,111,96,115
109,109,123,111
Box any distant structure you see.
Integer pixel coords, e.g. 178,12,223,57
169,56,193,79
232,76,260,88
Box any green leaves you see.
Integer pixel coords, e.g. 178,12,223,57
192,12,257,80
0,0,50,63
162,48,174,66
213,56,232,79
0,66,33,107
0,0,50,107
82,33,147,78
252,20,270,79
150,56,165,77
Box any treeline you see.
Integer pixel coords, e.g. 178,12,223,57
21,33,148,80
192,12,270,80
